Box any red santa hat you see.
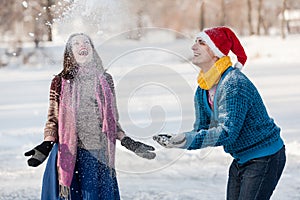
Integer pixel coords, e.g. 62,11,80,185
196,26,247,69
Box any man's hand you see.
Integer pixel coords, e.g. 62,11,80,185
153,133,187,148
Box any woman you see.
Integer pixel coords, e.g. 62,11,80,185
154,26,285,200
25,33,156,200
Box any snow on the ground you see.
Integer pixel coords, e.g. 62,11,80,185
0,33,300,200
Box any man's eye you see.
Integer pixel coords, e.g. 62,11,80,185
198,40,205,45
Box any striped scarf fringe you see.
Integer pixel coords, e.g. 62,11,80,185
59,184,70,200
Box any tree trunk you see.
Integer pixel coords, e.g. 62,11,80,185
135,9,143,40
256,0,263,35
247,0,254,35
281,0,287,39
46,0,53,41
220,0,226,26
199,1,205,31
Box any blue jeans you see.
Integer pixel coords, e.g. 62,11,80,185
227,146,286,200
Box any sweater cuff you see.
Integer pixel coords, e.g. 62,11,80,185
181,131,199,149
44,130,58,141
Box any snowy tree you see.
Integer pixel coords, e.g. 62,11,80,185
0,0,71,46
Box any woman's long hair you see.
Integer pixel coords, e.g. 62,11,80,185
60,33,104,79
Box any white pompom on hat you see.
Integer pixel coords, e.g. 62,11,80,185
196,26,247,69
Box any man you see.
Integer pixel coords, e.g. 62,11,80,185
154,26,286,200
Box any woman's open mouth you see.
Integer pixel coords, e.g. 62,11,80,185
79,49,88,56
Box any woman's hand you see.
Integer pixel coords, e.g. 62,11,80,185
121,136,156,159
24,141,54,167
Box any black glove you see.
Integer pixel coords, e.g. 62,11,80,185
24,141,54,167
121,136,156,159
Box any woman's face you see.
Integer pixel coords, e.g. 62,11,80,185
71,35,93,64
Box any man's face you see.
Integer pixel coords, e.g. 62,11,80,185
71,35,93,65
191,38,216,71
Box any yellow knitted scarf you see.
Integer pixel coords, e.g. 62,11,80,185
197,56,232,90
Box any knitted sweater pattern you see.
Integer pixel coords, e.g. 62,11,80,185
43,72,124,140
186,68,282,161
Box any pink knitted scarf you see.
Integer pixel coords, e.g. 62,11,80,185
57,71,117,188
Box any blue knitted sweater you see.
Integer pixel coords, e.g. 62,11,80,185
183,67,284,164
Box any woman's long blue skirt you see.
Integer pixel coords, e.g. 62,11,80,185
41,144,120,200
